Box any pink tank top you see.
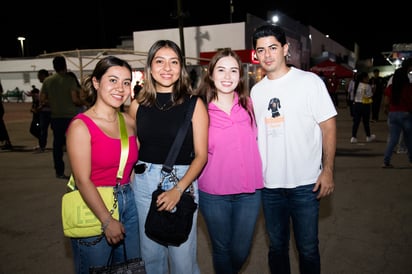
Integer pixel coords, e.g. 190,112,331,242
74,113,138,186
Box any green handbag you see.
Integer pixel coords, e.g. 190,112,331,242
61,112,128,238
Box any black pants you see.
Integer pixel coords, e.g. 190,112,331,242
352,102,371,138
51,117,72,176
39,111,51,149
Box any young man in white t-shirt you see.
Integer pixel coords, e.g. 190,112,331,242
250,24,337,274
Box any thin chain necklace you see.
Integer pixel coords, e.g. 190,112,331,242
155,93,174,111
92,107,117,123
154,100,174,111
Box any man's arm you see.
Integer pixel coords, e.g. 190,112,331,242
313,116,336,199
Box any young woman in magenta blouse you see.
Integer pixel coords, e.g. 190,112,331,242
196,48,264,274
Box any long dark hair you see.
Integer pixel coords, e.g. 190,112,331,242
391,66,410,105
354,71,368,94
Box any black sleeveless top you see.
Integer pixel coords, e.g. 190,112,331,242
136,93,195,165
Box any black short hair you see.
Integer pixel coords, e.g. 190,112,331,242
52,56,67,72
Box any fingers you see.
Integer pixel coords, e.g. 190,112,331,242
157,191,179,211
104,220,125,244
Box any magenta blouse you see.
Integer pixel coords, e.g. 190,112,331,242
198,94,263,195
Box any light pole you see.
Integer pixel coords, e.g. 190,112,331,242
17,37,26,57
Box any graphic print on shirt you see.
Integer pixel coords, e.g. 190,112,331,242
268,97,281,117
265,97,284,137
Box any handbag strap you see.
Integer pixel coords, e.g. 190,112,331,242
162,96,197,174
67,111,129,190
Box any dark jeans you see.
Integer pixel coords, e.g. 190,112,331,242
199,190,262,274
51,117,72,176
39,111,51,150
262,184,320,274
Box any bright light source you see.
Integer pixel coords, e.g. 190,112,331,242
17,36,26,57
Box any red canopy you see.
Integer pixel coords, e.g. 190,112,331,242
310,60,354,78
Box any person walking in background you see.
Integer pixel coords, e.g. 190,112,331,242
127,40,208,274
40,56,82,179
0,80,13,150
350,71,376,143
66,56,140,273
369,68,386,122
24,85,41,148
386,58,412,154
196,49,264,274
36,69,51,153
381,64,412,168
250,24,337,274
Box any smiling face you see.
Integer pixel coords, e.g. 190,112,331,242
150,47,181,92
92,66,132,108
212,55,240,95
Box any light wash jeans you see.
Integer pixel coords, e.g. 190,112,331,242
199,190,262,274
71,184,140,274
262,184,320,274
132,161,200,274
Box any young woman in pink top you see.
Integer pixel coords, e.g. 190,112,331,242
196,48,264,274
66,56,139,273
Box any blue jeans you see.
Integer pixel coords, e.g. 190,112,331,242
132,161,200,274
71,184,140,274
199,190,262,274
262,184,320,274
383,112,412,164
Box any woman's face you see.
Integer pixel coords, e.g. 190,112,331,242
151,47,181,92
212,56,240,95
92,66,132,107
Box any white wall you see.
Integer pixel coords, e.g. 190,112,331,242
0,54,147,98
133,22,246,65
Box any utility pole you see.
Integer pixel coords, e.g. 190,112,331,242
177,0,186,62
230,0,234,23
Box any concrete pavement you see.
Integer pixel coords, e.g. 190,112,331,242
1,101,411,274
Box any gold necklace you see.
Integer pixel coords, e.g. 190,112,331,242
92,107,117,123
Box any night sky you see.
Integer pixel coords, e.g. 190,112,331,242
0,0,408,62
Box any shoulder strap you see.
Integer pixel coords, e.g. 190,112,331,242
162,96,197,173
116,112,129,180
